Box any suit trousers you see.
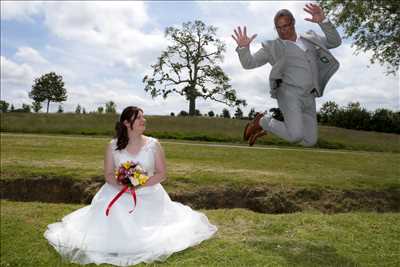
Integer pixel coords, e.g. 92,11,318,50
259,86,318,147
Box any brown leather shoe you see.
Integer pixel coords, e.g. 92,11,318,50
243,112,265,141
248,129,267,146
243,122,251,141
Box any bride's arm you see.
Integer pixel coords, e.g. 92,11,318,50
104,143,124,190
144,141,167,186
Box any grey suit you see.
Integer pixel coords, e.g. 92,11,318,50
236,20,341,146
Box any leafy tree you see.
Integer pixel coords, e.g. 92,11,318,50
221,108,231,118
105,101,116,113
393,111,400,134
318,0,400,74
208,110,215,117
179,110,188,116
32,101,42,113
13,104,30,113
319,101,339,124
234,107,243,119
13,108,24,113
57,105,64,113
0,100,9,112
22,104,31,113
195,109,202,116
143,20,246,116
337,102,371,130
370,108,396,133
29,72,67,113
10,104,15,112
75,104,82,114
170,112,175,116
317,101,399,133
82,108,86,114
347,102,361,110
248,108,256,120
97,106,104,113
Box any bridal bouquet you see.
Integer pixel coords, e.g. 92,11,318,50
106,161,149,216
116,161,149,187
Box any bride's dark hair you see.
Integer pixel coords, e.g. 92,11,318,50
115,106,143,150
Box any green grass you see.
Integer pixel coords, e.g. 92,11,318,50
1,200,399,267
1,116,399,266
1,112,399,152
1,133,399,191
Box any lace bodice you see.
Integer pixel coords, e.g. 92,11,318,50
110,136,158,177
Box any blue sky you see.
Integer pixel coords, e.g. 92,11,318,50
1,1,399,115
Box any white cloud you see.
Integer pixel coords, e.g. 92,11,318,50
0,56,44,108
0,56,34,86
0,1,44,22
15,47,48,64
318,43,399,110
40,1,164,72
2,1,165,72
1,1,398,115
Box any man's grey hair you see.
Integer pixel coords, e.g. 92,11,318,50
274,9,296,26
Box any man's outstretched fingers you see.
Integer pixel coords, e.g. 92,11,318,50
237,26,243,36
249,34,257,43
232,34,238,43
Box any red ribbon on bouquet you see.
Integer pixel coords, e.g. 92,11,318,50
105,185,137,216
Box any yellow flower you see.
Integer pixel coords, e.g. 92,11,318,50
122,161,132,169
138,174,149,185
133,172,141,179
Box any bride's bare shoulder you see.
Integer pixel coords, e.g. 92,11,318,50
108,138,118,150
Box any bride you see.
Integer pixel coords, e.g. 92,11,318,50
44,106,217,266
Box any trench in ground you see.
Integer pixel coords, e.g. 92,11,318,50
1,177,399,214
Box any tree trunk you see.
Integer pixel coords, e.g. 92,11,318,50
188,96,196,116
47,100,50,113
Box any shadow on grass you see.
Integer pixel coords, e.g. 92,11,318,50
247,240,357,267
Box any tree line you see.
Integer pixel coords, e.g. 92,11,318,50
1,97,398,134
174,107,282,121
0,100,117,114
318,101,400,134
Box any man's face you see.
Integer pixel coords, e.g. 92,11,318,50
275,16,296,41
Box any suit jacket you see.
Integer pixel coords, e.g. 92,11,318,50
236,21,342,98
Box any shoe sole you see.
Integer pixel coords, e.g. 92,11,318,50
249,131,267,146
243,122,251,141
249,134,257,146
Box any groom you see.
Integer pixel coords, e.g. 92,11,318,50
232,3,341,146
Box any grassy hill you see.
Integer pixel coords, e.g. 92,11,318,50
1,114,399,266
2,133,399,190
1,112,399,152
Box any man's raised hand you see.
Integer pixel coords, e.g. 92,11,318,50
304,3,326,23
232,26,257,48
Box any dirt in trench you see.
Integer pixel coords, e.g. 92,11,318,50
1,177,399,214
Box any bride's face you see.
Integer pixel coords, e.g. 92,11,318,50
132,111,146,133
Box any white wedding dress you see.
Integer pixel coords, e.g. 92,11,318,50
44,137,217,266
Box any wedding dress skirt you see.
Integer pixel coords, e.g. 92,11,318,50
44,137,217,266
45,183,217,266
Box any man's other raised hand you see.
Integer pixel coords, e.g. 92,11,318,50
232,26,257,48
304,3,326,23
